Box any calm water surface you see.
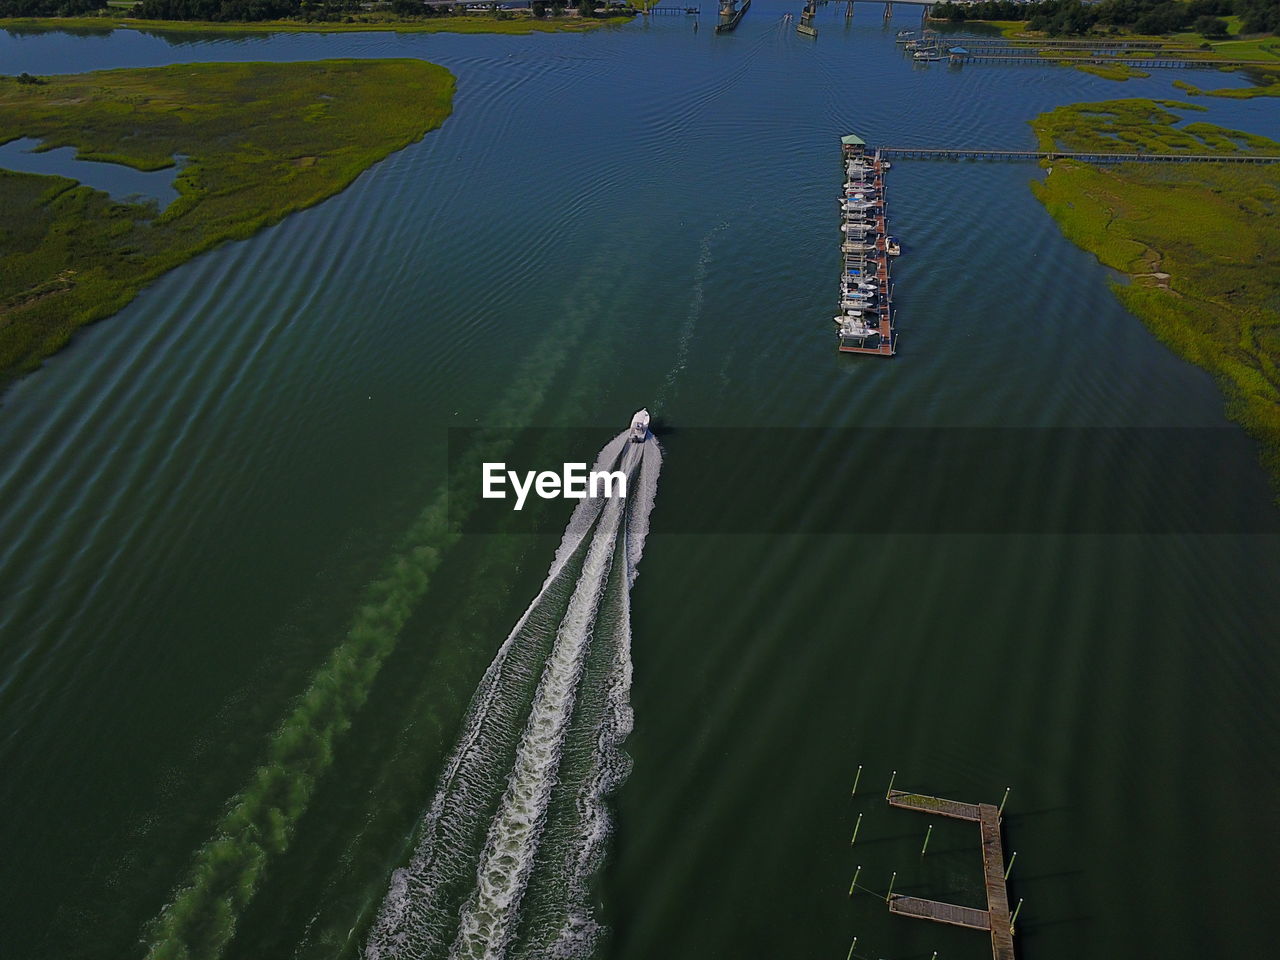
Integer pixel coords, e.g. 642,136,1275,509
1,7,1278,960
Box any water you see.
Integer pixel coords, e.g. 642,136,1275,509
0,137,180,207
367,432,659,960
1,8,1277,960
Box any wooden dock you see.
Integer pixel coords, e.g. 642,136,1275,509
890,896,991,930
953,52,1266,68
878,146,1280,164
886,790,1015,960
713,0,749,32
951,37,1194,50
836,138,896,357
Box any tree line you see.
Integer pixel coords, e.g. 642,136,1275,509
0,0,619,22
0,0,108,15
931,0,1279,37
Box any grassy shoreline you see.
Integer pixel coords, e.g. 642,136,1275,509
0,12,633,35
932,18,1280,62
1029,99,1280,490
0,59,455,387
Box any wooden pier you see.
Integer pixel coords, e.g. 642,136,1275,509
714,0,749,32
952,52,1266,68
886,790,1015,960
837,135,895,357
878,146,1280,164
951,36,1196,50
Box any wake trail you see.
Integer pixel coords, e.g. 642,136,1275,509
365,429,660,960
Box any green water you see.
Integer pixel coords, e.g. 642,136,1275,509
1,8,1278,960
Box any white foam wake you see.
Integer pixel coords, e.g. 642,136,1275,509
365,428,660,960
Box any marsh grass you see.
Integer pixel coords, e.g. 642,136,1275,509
1174,64,1280,98
1072,61,1151,81
0,59,454,386
1030,100,1280,487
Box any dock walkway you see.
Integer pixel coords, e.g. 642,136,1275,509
886,790,1015,960
879,146,1280,164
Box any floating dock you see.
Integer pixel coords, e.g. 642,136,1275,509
836,134,895,357
797,0,817,36
886,790,1015,960
714,0,749,32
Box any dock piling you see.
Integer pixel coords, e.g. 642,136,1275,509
845,937,857,960
851,812,863,846
849,864,861,896
920,823,933,858
1003,851,1016,880
885,770,896,799
885,871,896,902
997,787,1010,819
1010,898,1024,934
851,764,863,796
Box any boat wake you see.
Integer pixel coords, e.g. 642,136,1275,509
365,426,661,960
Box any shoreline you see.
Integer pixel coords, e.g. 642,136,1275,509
0,12,635,36
0,59,456,388
928,18,1280,64
1030,99,1280,491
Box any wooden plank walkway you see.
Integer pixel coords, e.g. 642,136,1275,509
890,896,991,930
879,146,1280,164
954,53,1267,68
888,790,981,820
886,790,1015,960
980,804,1016,960
951,36,1194,50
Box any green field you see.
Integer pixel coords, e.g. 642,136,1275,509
0,12,633,35
0,59,454,386
1030,100,1280,487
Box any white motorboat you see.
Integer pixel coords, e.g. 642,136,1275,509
630,408,650,442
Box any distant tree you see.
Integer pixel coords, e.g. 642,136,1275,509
1195,14,1230,36
1236,0,1280,33
0,0,107,14
531,0,545,13
577,0,592,15
16,72,45,84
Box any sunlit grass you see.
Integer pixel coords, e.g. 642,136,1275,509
1030,101,1280,488
1072,61,1151,81
0,59,454,386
